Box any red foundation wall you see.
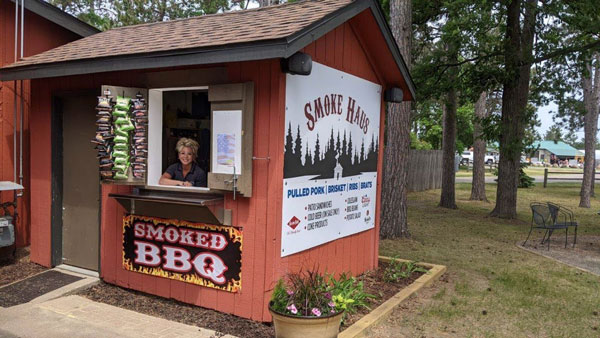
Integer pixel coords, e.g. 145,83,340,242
28,19,392,322
1,0,84,249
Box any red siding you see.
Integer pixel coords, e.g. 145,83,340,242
1,0,84,248
27,19,390,322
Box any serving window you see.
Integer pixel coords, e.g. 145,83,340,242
146,86,210,191
139,83,254,197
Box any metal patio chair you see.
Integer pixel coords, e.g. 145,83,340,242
547,202,578,248
524,202,568,250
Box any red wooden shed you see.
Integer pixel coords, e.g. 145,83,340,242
0,0,415,322
0,0,98,248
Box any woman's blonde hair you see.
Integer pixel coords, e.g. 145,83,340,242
176,138,199,160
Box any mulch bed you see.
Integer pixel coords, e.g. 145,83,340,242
78,262,425,337
0,247,47,288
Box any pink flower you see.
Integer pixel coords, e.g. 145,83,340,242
287,304,298,314
324,292,332,299
328,301,335,308
286,290,294,296
311,308,322,317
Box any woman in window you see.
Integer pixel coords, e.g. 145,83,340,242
159,138,207,187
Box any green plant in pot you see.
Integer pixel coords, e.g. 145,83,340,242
269,270,347,338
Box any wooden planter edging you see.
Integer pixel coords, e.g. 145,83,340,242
338,256,447,338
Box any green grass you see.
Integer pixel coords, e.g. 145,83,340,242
379,183,600,337
455,168,496,177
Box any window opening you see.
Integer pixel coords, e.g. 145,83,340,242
147,86,210,191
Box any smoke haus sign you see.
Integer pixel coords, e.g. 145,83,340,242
304,94,370,134
123,215,242,292
281,62,381,256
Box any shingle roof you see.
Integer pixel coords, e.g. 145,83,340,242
4,0,351,69
0,0,416,99
535,141,581,157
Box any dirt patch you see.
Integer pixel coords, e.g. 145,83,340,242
0,247,47,287
518,235,600,276
78,263,424,337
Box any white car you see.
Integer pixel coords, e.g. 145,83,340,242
461,151,496,165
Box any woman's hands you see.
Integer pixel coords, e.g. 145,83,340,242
159,173,193,187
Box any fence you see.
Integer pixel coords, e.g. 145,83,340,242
407,150,443,192
543,168,597,188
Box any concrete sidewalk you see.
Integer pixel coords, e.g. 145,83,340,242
0,268,235,338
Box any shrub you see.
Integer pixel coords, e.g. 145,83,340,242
270,270,377,318
328,273,376,314
270,270,340,317
383,259,427,283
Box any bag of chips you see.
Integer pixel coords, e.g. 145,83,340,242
115,96,131,111
112,109,128,118
114,135,128,144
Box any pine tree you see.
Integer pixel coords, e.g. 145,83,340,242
314,135,321,165
360,139,365,163
342,131,348,157
285,123,293,155
347,134,353,160
304,143,312,168
294,125,303,167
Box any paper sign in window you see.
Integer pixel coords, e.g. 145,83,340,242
212,110,242,174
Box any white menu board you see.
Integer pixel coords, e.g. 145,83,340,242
281,62,381,257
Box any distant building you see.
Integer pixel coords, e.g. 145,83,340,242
576,149,600,167
532,141,584,164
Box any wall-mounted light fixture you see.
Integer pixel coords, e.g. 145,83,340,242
384,87,404,103
281,52,312,76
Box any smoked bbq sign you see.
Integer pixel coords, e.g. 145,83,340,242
123,215,242,292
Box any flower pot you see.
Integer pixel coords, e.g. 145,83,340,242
268,304,344,338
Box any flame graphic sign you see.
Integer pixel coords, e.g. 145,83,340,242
122,214,242,292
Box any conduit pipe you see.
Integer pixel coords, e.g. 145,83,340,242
13,0,18,184
19,0,24,189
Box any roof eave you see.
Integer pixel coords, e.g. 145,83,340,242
365,0,416,100
0,40,290,81
284,0,416,100
10,0,99,37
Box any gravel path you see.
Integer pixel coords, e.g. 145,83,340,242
517,235,600,276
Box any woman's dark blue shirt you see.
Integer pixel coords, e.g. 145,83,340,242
165,162,207,187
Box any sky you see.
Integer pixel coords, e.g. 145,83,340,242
537,102,586,142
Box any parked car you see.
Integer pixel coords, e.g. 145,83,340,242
461,151,496,165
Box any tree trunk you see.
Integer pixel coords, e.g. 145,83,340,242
579,53,600,208
439,88,458,209
380,0,412,238
490,0,537,219
470,92,489,201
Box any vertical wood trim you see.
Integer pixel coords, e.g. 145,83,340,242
263,59,279,296
99,185,113,283
29,80,52,267
374,97,385,267
226,62,254,319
